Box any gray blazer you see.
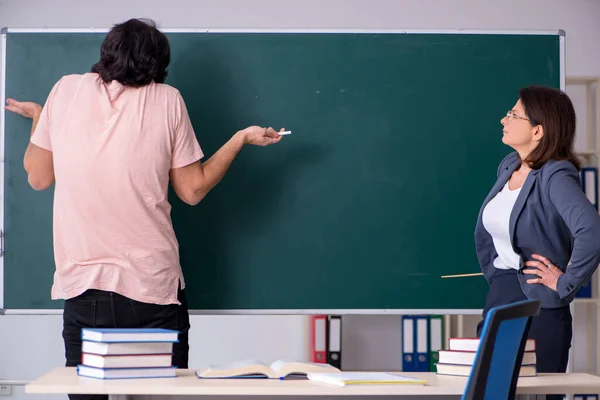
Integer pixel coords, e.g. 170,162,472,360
475,151,600,308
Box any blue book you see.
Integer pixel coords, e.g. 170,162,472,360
81,328,179,343
76,364,177,379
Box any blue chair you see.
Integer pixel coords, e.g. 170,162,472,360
462,299,541,400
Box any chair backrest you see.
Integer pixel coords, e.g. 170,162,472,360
462,299,541,400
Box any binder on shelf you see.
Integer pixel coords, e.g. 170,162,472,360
401,315,415,372
415,315,429,372
428,315,444,372
576,167,597,299
309,315,327,363
326,315,342,369
575,280,592,298
580,167,598,209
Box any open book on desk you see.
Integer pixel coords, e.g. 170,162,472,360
196,359,340,379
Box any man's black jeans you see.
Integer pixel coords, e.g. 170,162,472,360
62,287,190,400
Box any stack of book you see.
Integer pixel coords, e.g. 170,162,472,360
435,337,537,377
76,328,179,379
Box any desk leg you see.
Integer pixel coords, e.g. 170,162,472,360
564,301,575,400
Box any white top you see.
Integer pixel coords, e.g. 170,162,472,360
24,367,600,396
482,181,522,270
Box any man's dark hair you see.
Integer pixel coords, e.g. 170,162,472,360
91,18,170,87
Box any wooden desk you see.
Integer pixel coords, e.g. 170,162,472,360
25,367,600,399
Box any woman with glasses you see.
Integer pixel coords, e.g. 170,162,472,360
474,85,600,382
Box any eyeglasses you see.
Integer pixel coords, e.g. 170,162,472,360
505,111,530,122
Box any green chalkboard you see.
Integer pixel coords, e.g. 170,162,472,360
1,30,561,311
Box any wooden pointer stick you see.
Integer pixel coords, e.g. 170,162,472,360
440,272,484,278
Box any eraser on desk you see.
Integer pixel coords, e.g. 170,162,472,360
279,131,292,135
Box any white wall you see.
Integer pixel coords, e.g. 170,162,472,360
1,0,600,75
1,1,600,399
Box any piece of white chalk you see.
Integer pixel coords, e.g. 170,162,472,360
278,131,292,135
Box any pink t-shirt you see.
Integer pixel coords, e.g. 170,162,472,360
30,72,203,305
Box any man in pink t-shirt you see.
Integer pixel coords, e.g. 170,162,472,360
5,18,284,399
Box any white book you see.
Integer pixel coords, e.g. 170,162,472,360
82,353,173,369
82,340,173,355
438,350,536,366
436,363,537,377
307,372,427,387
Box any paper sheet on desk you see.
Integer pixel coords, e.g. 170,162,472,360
307,372,427,387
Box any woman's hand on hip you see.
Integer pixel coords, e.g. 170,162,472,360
522,254,564,291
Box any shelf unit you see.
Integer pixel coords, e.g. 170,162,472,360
567,76,600,376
